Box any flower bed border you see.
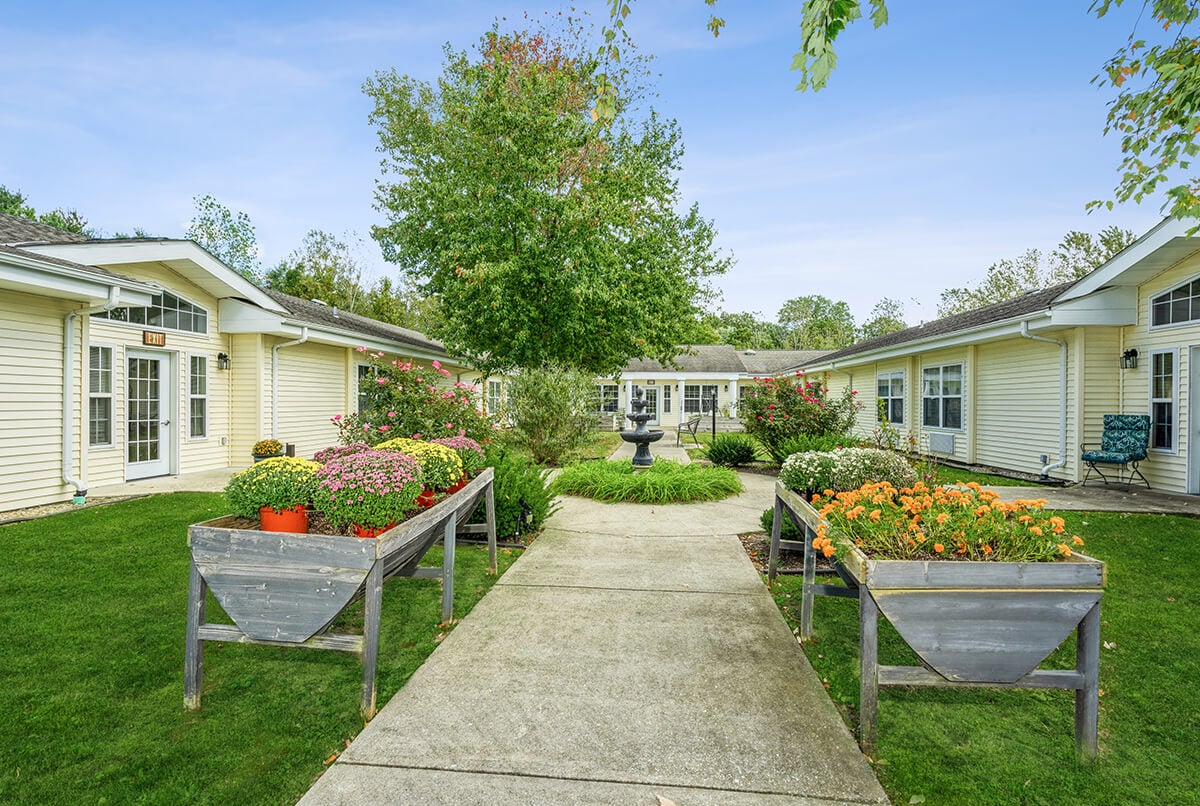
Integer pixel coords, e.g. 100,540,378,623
770,480,1105,759
184,468,496,719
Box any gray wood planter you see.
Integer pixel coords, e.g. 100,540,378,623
770,481,1105,758
184,468,496,718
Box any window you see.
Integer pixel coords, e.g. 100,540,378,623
877,371,905,425
661,385,671,414
88,346,113,446
922,364,962,429
356,364,378,413
189,356,207,438
488,380,503,415
95,291,208,335
1151,350,1176,451
684,384,719,414
1151,278,1200,328
596,383,619,413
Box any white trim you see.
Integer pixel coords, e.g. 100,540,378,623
876,369,905,426
1054,216,1198,302
186,353,209,441
124,348,175,479
87,343,116,448
920,362,965,432
95,287,211,337
1149,347,1179,454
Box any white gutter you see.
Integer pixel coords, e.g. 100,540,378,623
1020,321,1068,478
63,287,122,502
271,327,309,439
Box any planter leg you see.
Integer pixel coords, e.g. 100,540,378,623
858,585,879,756
184,559,206,711
1076,601,1101,759
361,562,383,720
768,496,782,585
441,517,456,623
801,516,816,642
485,481,497,575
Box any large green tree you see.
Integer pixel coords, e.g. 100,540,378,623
265,230,371,312
364,23,729,375
777,294,857,349
186,194,260,281
857,296,907,340
938,227,1136,317
0,185,91,235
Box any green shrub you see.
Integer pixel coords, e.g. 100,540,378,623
551,460,743,504
740,372,860,463
760,506,802,539
769,432,857,464
506,364,597,465
705,433,758,466
471,444,557,538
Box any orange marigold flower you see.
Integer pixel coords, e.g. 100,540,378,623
1028,526,1043,536
933,543,945,553
1072,535,1084,546
974,505,991,517
812,537,824,550
822,544,836,558
1018,514,1034,524
1052,524,1065,534
916,534,927,543
869,509,882,521
936,513,950,525
966,481,982,491
982,544,993,555
1057,543,1072,557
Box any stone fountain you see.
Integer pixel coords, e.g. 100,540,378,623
620,388,664,467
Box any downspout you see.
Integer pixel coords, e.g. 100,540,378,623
63,287,122,503
271,327,309,440
1020,321,1068,479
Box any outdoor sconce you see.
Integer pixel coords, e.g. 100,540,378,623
1121,349,1138,370
216,352,231,371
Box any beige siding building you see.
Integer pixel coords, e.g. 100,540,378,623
0,213,479,512
791,217,1200,493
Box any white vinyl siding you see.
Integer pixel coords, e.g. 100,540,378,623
1150,349,1177,452
89,345,114,446
275,341,346,458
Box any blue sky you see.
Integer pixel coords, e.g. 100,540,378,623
0,1,1170,325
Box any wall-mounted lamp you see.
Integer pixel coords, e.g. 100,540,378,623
723,384,729,392
1121,348,1138,370
216,352,231,371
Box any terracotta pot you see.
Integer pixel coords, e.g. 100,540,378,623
351,523,396,539
416,490,437,508
258,505,308,533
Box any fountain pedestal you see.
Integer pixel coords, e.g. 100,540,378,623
620,389,665,467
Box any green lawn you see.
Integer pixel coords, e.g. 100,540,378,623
932,462,1042,487
770,510,1200,805
0,493,518,805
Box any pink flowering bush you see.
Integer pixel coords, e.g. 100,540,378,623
312,449,424,528
431,435,486,475
313,442,370,464
331,351,494,446
740,371,860,464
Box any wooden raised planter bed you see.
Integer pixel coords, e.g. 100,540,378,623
184,468,496,718
770,481,1105,758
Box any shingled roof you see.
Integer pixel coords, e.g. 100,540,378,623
0,211,90,245
262,288,446,355
812,282,1074,365
621,344,830,375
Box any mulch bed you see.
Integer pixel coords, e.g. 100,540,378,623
739,531,807,574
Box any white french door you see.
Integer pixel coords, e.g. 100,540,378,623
635,386,659,425
126,350,173,479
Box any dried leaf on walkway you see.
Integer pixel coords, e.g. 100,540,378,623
656,797,678,806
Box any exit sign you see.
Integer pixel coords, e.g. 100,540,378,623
143,331,167,347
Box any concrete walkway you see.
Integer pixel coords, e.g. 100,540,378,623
299,457,889,805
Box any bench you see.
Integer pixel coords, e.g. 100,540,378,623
676,414,702,447
1081,413,1150,489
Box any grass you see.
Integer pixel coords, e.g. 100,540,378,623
552,459,744,503
932,462,1041,487
769,510,1200,805
496,429,624,465
0,493,519,805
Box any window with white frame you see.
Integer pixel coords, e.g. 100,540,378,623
189,355,207,438
488,380,503,415
89,346,113,446
877,371,905,424
1151,350,1177,450
356,364,378,413
684,384,719,413
661,385,671,414
596,383,619,413
95,291,209,334
1150,277,1200,328
922,364,962,429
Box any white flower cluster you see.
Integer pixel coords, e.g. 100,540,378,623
780,447,916,493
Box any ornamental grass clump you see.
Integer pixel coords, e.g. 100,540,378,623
430,435,486,476
704,433,759,467
224,457,321,518
312,449,424,528
375,437,463,490
552,460,743,504
812,480,1084,563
